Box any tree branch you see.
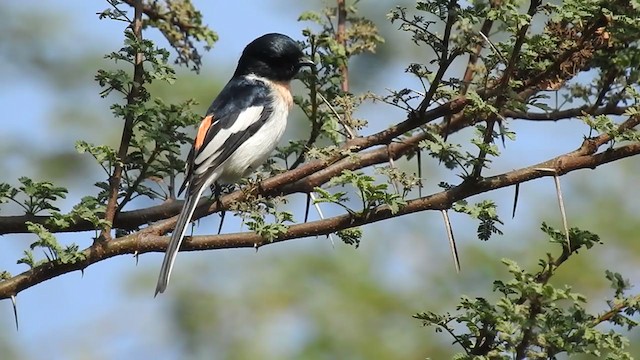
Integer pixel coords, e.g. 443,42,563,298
336,0,348,93
460,0,496,94
1,139,638,299
503,104,627,121
0,100,633,236
102,0,144,240
121,0,196,32
417,0,459,114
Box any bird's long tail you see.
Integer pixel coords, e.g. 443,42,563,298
155,184,208,295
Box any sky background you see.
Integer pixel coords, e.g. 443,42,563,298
1,1,638,359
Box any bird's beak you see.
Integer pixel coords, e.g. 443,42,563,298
297,57,315,68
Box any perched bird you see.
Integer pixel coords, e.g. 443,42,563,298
155,33,314,295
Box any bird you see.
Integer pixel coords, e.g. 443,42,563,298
155,33,314,295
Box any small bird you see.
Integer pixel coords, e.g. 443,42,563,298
155,33,314,295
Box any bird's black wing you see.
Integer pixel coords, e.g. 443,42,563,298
179,76,273,194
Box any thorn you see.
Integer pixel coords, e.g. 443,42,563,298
254,243,259,252
214,182,226,234
512,182,520,218
535,168,571,249
443,116,452,142
440,210,461,273
387,145,399,193
417,150,423,198
326,234,336,247
218,210,226,235
11,295,18,331
553,174,571,249
478,30,508,64
134,251,139,266
80,269,85,278
304,193,311,223
318,92,357,139
498,119,506,147
309,192,335,247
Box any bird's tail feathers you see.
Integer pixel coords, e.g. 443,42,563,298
155,184,208,296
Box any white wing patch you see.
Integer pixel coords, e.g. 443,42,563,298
193,105,265,172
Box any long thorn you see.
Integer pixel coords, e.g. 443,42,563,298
553,174,571,249
309,192,335,247
215,182,225,234
417,150,423,198
11,295,18,331
304,193,311,223
512,182,520,218
387,145,399,193
478,30,508,64
534,168,571,250
318,92,357,139
441,210,461,273
217,210,226,235
498,119,506,147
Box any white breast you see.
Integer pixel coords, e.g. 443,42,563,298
217,76,291,183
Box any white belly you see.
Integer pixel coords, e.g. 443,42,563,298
192,75,293,186
218,96,289,183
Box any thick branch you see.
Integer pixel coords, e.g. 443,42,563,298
0,99,631,236
0,97,468,236
1,140,638,299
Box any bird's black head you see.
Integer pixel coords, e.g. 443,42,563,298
234,33,314,81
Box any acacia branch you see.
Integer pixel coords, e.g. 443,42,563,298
117,146,162,213
504,105,627,121
417,0,459,114
336,0,348,92
592,293,640,326
460,0,497,94
1,138,638,299
0,97,469,236
122,0,196,32
0,99,631,236
102,1,144,240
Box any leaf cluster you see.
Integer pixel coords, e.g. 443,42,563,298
415,225,638,359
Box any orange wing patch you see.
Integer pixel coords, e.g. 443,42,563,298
194,115,214,150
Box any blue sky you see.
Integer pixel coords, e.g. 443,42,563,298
0,1,320,358
1,1,638,359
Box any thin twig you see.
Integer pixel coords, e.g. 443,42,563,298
460,1,496,94
336,0,349,93
290,41,320,170
102,0,145,240
117,146,162,212
417,0,459,114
